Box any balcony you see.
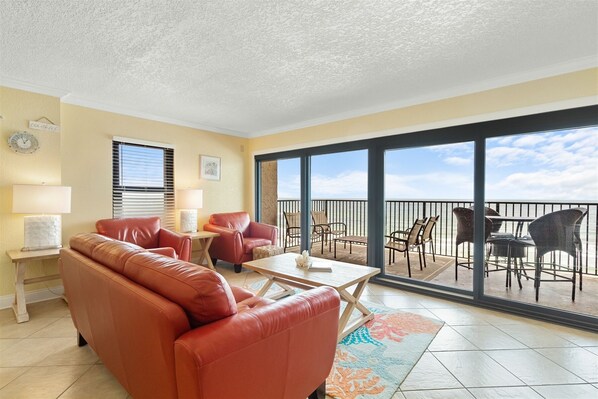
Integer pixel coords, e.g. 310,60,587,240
276,199,598,317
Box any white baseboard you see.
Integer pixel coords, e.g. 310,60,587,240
0,285,65,310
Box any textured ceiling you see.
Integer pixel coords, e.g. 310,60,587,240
1,0,597,137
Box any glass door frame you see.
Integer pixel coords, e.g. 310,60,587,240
255,105,598,331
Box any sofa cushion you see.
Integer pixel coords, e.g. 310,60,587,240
209,212,250,234
70,233,114,258
96,217,161,249
242,237,272,254
91,240,145,274
123,252,237,326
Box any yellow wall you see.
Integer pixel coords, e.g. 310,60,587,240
245,68,598,213
0,87,63,296
1,67,596,300
1,88,247,298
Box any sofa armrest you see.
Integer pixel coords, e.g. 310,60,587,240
249,221,278,244
158,229,192,262
174,286,340,399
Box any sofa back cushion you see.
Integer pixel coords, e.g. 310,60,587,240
96,217,161,249
123,252,237,326
209,212,250,234
71,233,146,274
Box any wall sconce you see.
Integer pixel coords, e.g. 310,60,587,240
12,184,72,251
176,189,203,233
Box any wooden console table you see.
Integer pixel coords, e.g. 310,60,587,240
6,248,61,323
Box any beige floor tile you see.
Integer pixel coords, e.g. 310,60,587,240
391,391,406,399
402,388,475,398
585,347,598,356
0,317,60,339
428,325,478,351
29,317,77,338
551,327,598,347
486,349,584,385
0,337,73,367
535,347,598,383
0,365,90,399
495,324,577,348
376,295,426,309
26,299,70,319
37,341,99,366
59,364,128,398
0,367,29,389
0,308,17,322
428,308,490,326
400,352,462,391
433,351,523,388
531,384,598,399
451,326,527,350
468,386,543,398
416,297,466,309
0,338,22,353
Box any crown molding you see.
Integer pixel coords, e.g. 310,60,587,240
248,57,598,137
0,75,71,98
60,94,247,137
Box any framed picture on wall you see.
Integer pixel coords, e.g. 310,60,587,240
200,155,221,181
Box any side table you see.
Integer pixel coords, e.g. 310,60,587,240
184,231,220,270
6,248,61,323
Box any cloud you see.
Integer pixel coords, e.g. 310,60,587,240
311,171,368,198
444,156,471,166
512,135,545,147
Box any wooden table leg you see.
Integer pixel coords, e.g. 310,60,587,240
12,262,29,323
197,237,216,270
336,278,373,340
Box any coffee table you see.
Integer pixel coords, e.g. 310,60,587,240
243,253,380,341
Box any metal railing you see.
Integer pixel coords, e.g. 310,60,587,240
276,199,598,274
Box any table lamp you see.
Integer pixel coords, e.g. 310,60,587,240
12,184,72,251
177,189,203,233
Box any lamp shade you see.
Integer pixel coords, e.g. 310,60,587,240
13,185,72,214
176,189,203,209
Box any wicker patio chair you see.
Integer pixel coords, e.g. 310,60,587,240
524,208,586,301
453,207,494,280
385,218,426,278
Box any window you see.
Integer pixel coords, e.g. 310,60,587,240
112,138,175,229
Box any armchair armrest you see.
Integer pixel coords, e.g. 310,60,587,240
249,221,278,244
174,287,340,399
203,224,244,261
158,229,192,262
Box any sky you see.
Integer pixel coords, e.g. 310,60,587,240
277,127,598,201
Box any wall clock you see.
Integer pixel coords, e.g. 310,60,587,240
8,131,39,154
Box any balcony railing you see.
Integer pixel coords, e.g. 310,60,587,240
276,199,598,275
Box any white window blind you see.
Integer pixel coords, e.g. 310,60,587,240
112,139,175,229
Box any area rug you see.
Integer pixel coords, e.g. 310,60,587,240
247,281,443,399
327,303,443,399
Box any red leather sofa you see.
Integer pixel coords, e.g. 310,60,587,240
203,211,278,273
59,233,340,399
96,216,192,262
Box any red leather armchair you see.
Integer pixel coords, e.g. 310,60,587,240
203,212,278,273
96,216,192,262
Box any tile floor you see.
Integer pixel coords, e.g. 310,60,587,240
0,264,597,398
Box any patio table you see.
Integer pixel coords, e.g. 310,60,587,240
333,235,368,259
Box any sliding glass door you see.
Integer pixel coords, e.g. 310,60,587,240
383,142,475,292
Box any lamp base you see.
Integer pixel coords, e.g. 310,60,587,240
180,209,198,233
22,215,62,251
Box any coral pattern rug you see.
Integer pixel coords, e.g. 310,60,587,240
327,304,443,399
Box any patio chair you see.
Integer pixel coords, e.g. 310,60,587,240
572,207,588,291
283,211,301,252
523,208,586,301
453,207,493,280
420,215,439,267
385,218,426,278
311,211,347,254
